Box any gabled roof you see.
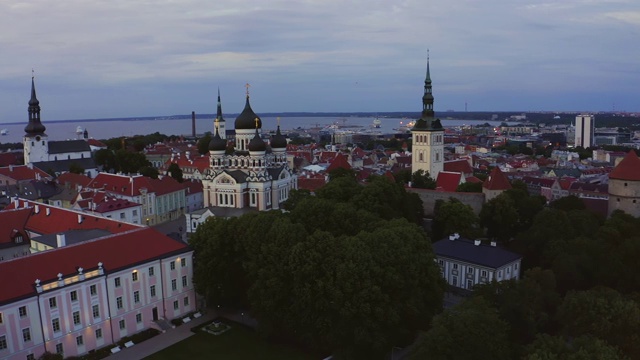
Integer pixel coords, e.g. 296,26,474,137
436,171,463,192
57,172,92,188
433,237,522,268
0,208,31,246
444,159,473,175
609,151,640,181
0,165,50,182
48,140,91,154
0,226,188,305
297,174,327,192
88,173,184,197
33,158,97,174
5,199,139,235
326,153,352,172
483,167,512,191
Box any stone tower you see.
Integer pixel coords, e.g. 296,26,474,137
411,54,444,179
23,76,49,164
608,150,640,217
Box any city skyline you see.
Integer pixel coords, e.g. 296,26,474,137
0,0,639,123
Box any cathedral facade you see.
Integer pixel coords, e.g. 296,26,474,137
201,90,297,211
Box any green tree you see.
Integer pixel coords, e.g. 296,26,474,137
197,133,212,155
525,334,628,360
432,198,480,240
114,149,152,174
139,166,159,179
409,297,511,360
411,169,436,189
68,163,84,174
94,148,116,172
557,287,640,358
167,163,184,183
282,188,311,211
456,181,482,193
479,193,519,243
550,195,586,212
474,268,561,352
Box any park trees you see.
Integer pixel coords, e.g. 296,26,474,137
167,163,184,183
409,297,511,360
431,198,480,240
190,176,444,359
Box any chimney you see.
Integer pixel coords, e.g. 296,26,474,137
490,241,497,247
27,163,33,169
34,204,39,214
474,239,481,246
9,165,13,172
192,111,196,138
56,233,66,247
46,207,51,216
78,214,83,224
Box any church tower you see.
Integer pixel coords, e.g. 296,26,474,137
215,88,226,139
411,54,444,179
23,76,49,164
234,84,262,152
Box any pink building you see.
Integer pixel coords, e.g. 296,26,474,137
0,200,195,359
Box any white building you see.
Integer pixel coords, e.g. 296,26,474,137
575,114,595,148
201,89,297,211
432,234,522,291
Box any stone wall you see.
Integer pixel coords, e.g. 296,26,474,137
408,188,486,216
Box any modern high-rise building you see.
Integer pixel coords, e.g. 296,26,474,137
574,114,594,148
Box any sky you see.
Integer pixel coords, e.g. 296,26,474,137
0,0,639,123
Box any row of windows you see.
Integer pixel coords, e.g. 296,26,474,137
174,296,190,310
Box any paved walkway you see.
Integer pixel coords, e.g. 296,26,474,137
108,311,216,360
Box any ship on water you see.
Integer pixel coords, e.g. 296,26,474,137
76,126,84,135
373,118,382,128
0,129,7,136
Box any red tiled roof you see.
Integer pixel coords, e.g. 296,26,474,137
436,171,462,192
609,151,640,181
0,153,21,167
297,175,327,192
444,159,473,175
483,167,512,191
0,165,50,182
183,180,203,194
5,200,139,235
326,153,352,172
88,173,184,197
0,226,188,305
465,176,483,183
57,172,92,188
0,208,31,245
86,139,107,148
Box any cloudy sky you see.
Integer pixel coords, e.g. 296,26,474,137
0,0,638,122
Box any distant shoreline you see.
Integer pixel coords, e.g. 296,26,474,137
1,110,601,126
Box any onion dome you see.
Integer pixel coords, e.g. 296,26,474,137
208,127,227,152
235,96,262,130
270,125,287,149
248,128,266,152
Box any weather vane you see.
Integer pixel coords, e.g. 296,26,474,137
245,83,251,97
32,68,34,79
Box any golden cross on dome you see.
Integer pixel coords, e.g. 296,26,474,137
245,83,251,97
254,118,259,129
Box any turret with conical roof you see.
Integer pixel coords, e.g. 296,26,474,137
25,76,46,136
215,88,227,139
608,150,640,217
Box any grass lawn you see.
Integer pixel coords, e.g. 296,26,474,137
143,322,317,360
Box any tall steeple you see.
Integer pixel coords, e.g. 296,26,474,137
216,88,224,122
215,88,227,139
25,74,46,136
422,50,434,120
